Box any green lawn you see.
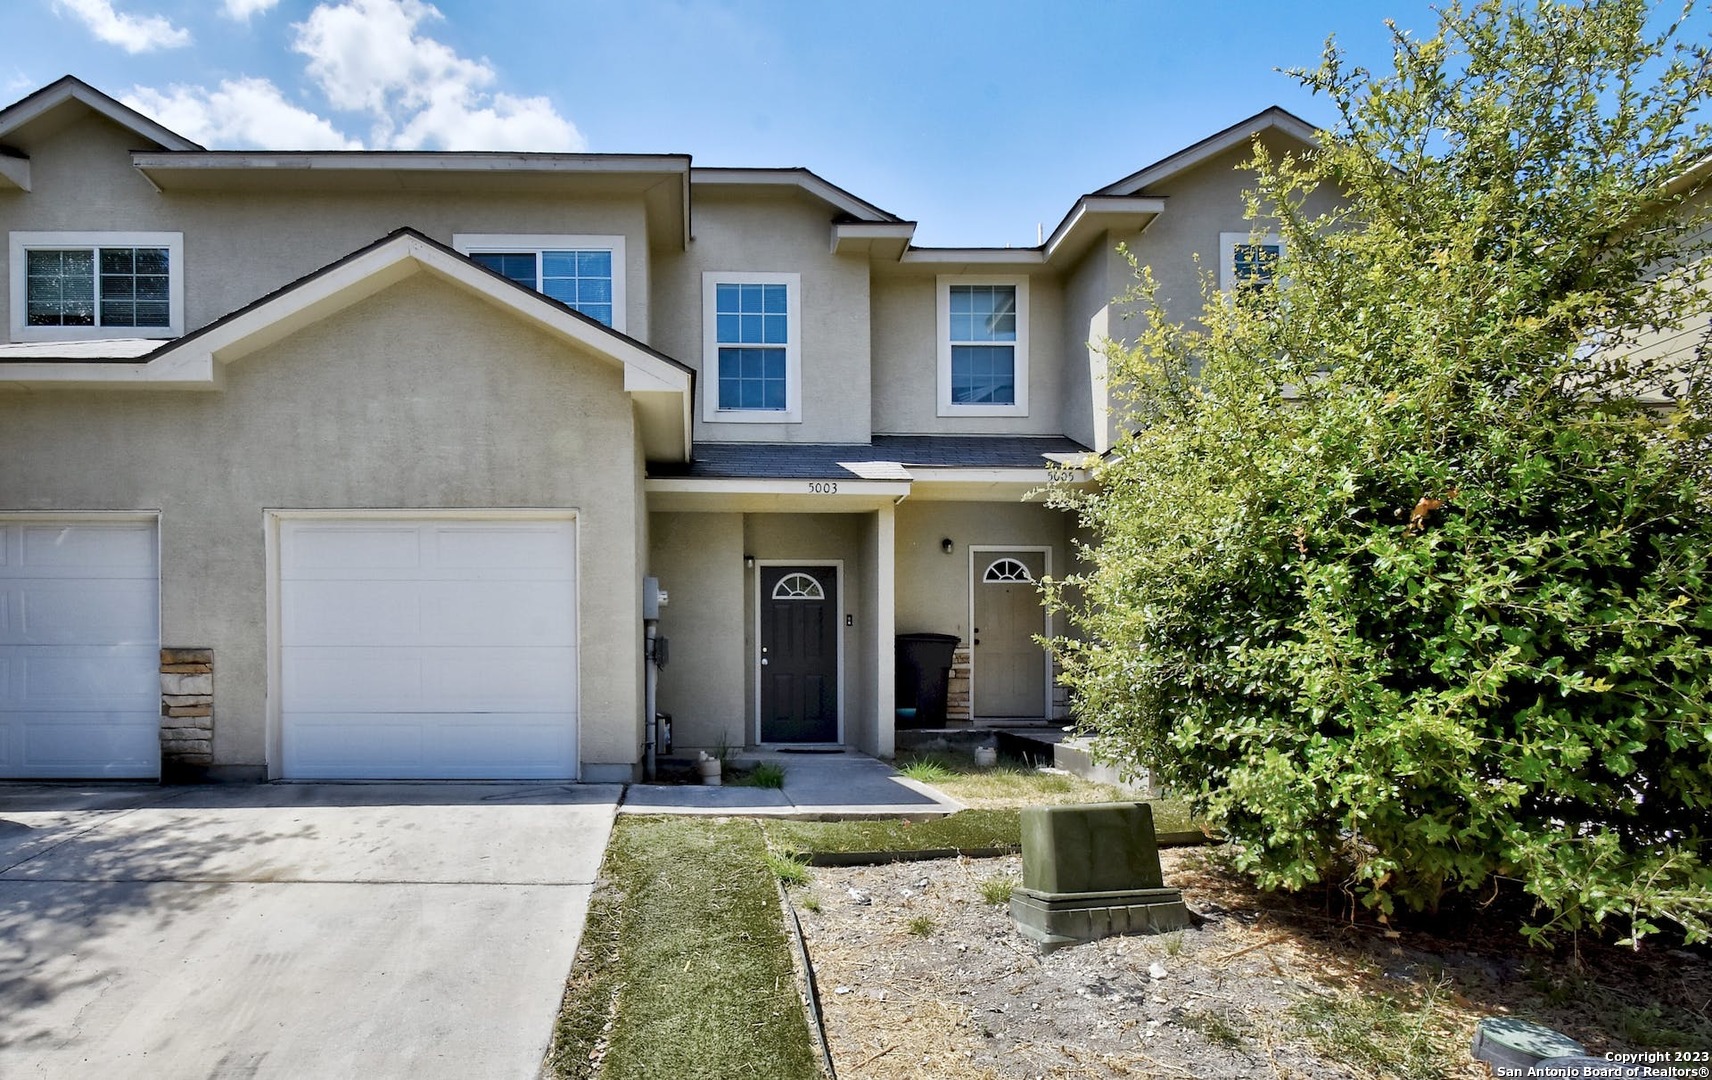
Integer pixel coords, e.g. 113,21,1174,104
544,817,821,1080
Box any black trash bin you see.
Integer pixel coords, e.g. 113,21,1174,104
895,632,961,728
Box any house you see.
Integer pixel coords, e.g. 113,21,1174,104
0,76,1335,782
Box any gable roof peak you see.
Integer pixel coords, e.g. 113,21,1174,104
1096,105,1320,196
0,75,202,152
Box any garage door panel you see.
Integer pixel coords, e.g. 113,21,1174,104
432,716,575,772
284,712,575,780
283,650,425,710
285,524,423,571
286,713,426,776
279,517,578,780
420,582,576,645
2,580,158,645
3,646,158,710
432,525,576,572
17,523,157,572
18,714,160,771
283,581,423,645
422,648,576,711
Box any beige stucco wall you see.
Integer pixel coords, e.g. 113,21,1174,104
648,511,747,752
0,271,646,776
1059,243,1112,450
869,266,1066,437
653,189,873,443
0,110,655,343
894,500,1071,640
894,500,1072,719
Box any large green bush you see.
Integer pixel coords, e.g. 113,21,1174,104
1048,0,1712,941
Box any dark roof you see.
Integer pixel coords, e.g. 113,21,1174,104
651,435,1090,479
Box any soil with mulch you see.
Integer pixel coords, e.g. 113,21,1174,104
791,849,1712,1080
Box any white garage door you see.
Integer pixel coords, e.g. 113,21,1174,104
0,519,160,779
280,517,578,780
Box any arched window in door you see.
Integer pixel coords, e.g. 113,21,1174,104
982,558,1033,583
771,572,826,600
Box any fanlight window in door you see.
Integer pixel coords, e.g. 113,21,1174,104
983,558,1034,583
772,572,826,600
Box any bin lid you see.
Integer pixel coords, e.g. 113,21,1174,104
896,632,960,644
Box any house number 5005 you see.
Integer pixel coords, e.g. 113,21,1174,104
808,482,839,494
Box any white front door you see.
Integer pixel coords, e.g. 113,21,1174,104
279,517,578,780
972,550,1047,720
0,518,160,778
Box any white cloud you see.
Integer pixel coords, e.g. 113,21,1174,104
53,0,191,53
392,89,578,152
292,0,584,150
221,0,281,20
124,78,360,150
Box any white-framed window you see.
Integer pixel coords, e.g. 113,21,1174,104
937,275,1029,417
1219,231,1284,294
702,271,802,424
9,231,184,341
452,234,626,332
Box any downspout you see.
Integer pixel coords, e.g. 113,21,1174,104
642,576,668,781
644,619,659,781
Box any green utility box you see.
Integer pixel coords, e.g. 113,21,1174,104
1011,802,1192,953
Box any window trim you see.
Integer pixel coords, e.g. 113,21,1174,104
937,274,1029,418
702,271,802,424
452,233,626,333
1219,231,1284,294
10,231,185,342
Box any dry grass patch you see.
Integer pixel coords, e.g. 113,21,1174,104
790,847,1712,1080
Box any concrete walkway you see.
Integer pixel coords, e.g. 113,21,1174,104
620,749,962,818
0,781,620,1080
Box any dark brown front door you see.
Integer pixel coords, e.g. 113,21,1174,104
760,565,838,743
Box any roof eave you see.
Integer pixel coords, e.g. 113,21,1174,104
690,167,900,223
1096,106,1320,196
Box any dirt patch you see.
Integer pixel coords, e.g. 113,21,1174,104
792,849,1712,1080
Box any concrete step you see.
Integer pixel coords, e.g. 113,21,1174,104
996,729,1151,795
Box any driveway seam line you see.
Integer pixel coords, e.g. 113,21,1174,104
0,788,198,876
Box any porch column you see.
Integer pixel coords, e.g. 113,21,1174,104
875,502,896,759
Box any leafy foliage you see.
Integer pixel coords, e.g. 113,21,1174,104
1048,0,1712,941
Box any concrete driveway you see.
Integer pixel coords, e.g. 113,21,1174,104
0,781,620,1079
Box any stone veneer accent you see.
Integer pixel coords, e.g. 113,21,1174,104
160,647,214,772
945,646,972,724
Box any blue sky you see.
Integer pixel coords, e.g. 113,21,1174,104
5,0,1446,245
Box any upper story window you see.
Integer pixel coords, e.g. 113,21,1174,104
702,271,801,424
452,234,626,332
9,231,184,341
1219,232,1284,294
937,275,1029,417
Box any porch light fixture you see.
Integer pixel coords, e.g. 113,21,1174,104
940,538,954,554
744,554,755,568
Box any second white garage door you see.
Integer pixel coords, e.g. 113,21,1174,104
279,517,578,780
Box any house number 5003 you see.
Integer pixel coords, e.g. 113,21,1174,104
808,482,839,494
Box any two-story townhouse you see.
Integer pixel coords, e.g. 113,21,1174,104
0,76,1334,783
